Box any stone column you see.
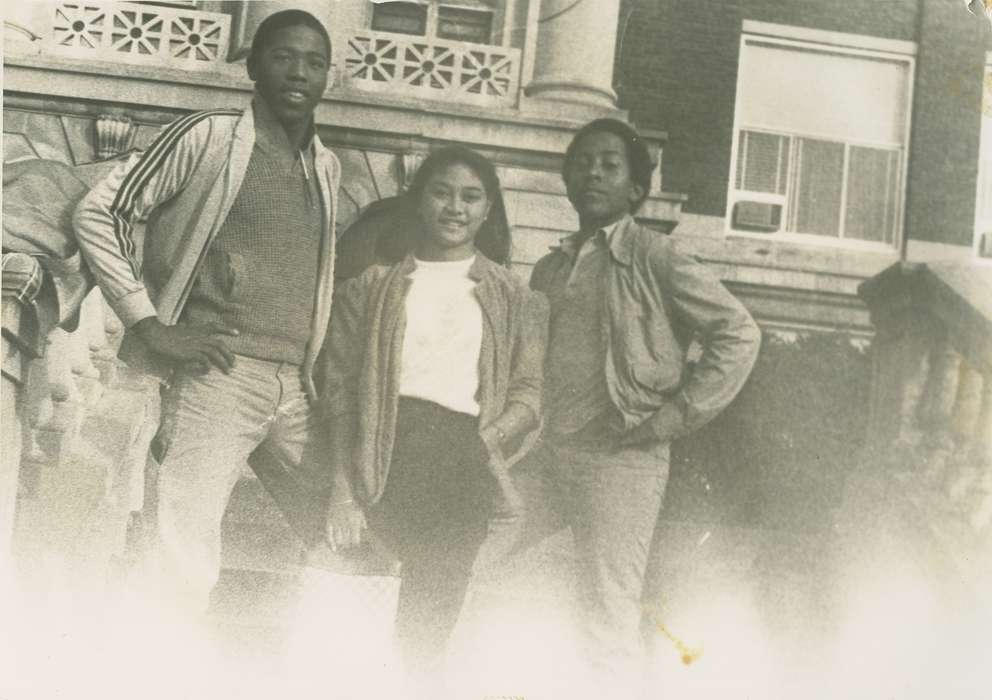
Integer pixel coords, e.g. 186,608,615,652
525,0,621,108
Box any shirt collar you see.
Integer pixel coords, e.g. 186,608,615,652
557,214,634,265
251,95,316,157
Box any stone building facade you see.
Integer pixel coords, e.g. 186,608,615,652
3,0,991,618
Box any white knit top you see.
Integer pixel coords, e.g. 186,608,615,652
399,256,483,416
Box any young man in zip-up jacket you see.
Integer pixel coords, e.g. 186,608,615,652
530,119,761,692
74,10,341,614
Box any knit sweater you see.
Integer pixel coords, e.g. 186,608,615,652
182,132,322,364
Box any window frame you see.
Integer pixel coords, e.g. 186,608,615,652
369,1,500,46
726,22,916,252
974,57,992,262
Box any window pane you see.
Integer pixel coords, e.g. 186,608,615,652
739,40,910,145
979,156,992,224
978,106,992,233
845,146,900,243
791,138,844,237
737,130,788,194
437,6,493,44
371,2,428,35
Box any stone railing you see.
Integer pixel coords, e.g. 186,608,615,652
342,29,522,108
859,261,992,532
46,0,231,70
11,3,527,110
1,270,155,584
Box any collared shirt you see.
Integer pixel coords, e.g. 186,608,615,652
1,253,44,304
545,221,623,448
565,218,624,283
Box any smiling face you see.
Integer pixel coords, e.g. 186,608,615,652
416,162,492,261
565,130,645,230
248,24,329,132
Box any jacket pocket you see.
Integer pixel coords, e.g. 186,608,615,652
620,311,682,393
224,252,246,300
631,358,682,393
200,249,246,301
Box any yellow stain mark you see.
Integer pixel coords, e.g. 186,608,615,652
644,604,703,666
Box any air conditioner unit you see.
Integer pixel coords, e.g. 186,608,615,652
733,200,782,233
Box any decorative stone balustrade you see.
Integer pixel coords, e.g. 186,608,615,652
2,273,155,582
14,3,530,110
859,262,992,532
48,1,231,70
342,30,522,108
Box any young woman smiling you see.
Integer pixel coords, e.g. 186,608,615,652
320,146,548,667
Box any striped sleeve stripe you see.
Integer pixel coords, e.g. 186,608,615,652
109,109,241,279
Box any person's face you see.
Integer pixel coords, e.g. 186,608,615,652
565,130,644,229
416,163,492,260
248,24,329,129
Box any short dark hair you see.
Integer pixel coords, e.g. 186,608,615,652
562,118,654,213
405,145,512,266
248,10,331,67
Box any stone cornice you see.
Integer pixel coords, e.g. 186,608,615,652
3,53,654,168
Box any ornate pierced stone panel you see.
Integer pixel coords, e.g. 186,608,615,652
343,30,521,108
48,1,230,70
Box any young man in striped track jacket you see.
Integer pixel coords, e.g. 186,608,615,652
74,9,341,614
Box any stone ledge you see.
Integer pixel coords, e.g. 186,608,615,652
679,230,899,282
3,53,648,161
860,261,992,374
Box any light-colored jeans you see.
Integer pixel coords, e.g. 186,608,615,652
541,439,670,681
147,355,329,613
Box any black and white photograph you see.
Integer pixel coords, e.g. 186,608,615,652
2,1,991,698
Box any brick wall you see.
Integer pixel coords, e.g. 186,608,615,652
615,0,742,217
745,0,918,41
616,0,988,246
904,0,986,247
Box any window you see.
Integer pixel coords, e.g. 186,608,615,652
371,1,496,45
371,2,428,35
437,5,493,43
729,23,915,249
975,63,992,259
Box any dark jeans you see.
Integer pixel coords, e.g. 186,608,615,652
366,398,495,666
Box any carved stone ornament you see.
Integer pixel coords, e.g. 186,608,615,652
95,114,135,159
400,151,426,191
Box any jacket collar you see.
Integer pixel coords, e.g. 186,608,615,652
398,251,499,281
251,95,317,154
555,214,636,267
233,97,327,157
